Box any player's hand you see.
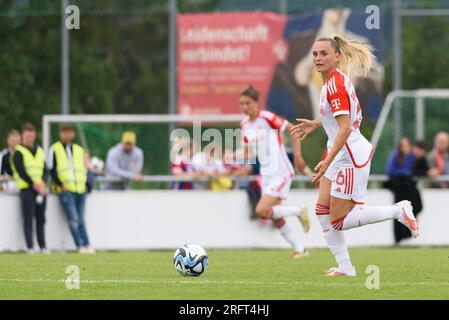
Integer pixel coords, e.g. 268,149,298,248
303,166,314,179
311,159,331,183
290,119,317,141
293,154,306,172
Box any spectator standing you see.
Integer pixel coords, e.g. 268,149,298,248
385,137,423,243
0,129,21,192
104,131,144,190
48,124,95,254
427,131,449,188
412,140,429,177
11,123,49,254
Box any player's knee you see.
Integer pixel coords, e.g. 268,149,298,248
255,207,270,219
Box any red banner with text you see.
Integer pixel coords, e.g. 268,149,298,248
177,12,287,115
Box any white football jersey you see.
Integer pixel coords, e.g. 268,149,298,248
319,69,374,168
240,110,294,177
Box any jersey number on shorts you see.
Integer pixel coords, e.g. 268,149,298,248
334,168,354,195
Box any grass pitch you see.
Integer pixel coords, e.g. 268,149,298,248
0,247,448,300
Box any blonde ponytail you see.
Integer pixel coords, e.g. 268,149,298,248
329,34,374,77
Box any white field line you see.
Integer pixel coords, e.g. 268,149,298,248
1,278,449,287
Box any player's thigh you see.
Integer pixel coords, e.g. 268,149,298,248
352,163,371,205
255,194,282,217
329,165,368,221
316,177,332,208
261,175,292,201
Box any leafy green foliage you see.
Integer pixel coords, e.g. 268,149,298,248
1,0,448,176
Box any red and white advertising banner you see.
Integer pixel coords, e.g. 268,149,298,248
177,12,287,115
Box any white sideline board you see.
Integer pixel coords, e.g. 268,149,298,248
0,189,447,252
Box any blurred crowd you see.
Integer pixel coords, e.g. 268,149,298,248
1,123,448,251
384,131,449,243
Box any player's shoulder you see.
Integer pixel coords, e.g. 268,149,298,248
327,69,346,86
258,109,277,120
327,69,349,95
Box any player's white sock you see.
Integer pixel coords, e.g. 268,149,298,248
316,204,353,271
274,216,305,253
332,205,400,231
269,205,301,220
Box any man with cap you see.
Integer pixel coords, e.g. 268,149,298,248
103,131,144,190
48,124,95,254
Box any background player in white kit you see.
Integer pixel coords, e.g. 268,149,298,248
239,86,311,259
291,35,419,276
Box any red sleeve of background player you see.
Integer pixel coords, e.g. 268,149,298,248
326,73,350,118
259,110,287,131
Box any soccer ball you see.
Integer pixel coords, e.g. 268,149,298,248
173,244,208,277
89,157,105,174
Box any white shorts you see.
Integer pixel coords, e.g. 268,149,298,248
324,159,371,204
261,175,292,200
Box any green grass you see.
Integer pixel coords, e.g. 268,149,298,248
0,247,448,299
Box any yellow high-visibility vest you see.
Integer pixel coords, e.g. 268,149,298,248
52,141,87,194
12,145,45,190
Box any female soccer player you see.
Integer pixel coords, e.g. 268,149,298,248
291,35,419,276
239,86,311,259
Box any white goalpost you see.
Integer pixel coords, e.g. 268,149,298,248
371,89,449,150
42,114,244,153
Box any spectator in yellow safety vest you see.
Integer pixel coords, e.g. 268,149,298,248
47,124,95,254
11,123,49,254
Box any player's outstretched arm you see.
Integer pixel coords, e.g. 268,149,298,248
290,118,322,141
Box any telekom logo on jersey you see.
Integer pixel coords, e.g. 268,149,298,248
169,121,282,175
331,98,341,110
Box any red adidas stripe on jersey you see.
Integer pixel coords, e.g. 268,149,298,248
326,71,350,116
